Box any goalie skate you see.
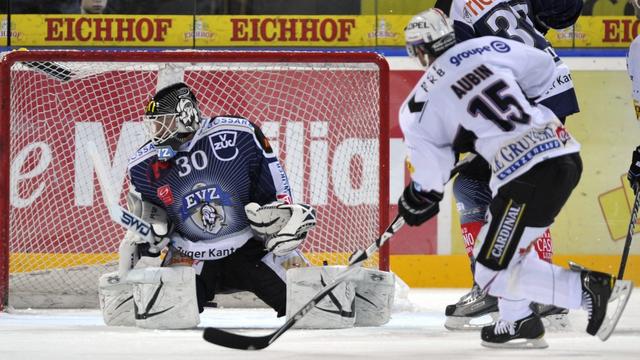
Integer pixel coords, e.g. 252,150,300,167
481,313,548,349
444,284,498,330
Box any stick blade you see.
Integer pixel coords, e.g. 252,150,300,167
202,327,273,350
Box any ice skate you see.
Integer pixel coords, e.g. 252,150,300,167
480,313,548,349
444,284,498,330
530,303,571,331
580,269,633,341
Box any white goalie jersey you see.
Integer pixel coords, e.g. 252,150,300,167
399,36,580,195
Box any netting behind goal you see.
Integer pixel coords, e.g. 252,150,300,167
0,50,389,309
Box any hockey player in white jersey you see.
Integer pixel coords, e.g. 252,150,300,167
432,0,583,330
398,8,633,348
627,1,640,193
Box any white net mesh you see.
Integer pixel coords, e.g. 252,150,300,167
4,51,386,308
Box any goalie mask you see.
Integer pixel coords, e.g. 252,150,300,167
404,8,456,68
143,82,202,148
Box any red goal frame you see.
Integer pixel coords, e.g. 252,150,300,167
0,50,390,310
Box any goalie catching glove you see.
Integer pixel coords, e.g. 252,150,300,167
245,201,316,256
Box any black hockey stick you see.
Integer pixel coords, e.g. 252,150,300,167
203,213,406,350
618,187,640,279
202,155,476,350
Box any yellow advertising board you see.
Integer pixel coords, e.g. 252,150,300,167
2,14,639,48
547,16,640,48
7,14,194,47
164,15,410,47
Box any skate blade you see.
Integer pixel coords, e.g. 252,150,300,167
596,280,633,341
481,337,548,349
541,314,571,332
444,312,498,331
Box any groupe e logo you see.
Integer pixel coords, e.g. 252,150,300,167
449,40,510,66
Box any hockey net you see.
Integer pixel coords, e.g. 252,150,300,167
0,50,389,310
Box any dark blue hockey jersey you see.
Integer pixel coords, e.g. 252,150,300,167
127,116,292,260
449,0,580,119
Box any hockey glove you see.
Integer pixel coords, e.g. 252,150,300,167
628,145,640,194
398,182,443,226
245,202,317,256
137,222,172,257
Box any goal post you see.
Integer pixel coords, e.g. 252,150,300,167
0,50,389,310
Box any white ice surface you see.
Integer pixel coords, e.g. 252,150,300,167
1,288,638,360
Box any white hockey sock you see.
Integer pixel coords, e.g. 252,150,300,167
517,251,582,309
498,297,532,322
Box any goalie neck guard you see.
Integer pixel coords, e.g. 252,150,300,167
143,82,202,148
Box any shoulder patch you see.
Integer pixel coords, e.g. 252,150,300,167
211,116,252,128
198,116,254,139
128,141,156,167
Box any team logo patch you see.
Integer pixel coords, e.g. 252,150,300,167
156,146,176,161
180,183,233,234
157,185,173,206
208,131,239,161
555,126,571,145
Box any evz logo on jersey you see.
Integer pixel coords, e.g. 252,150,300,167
208,131,239,161
180,183,233,234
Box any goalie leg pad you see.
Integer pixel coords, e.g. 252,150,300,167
127,266,200,329
99,271,135,327
353,268,395,327
286,266,356,329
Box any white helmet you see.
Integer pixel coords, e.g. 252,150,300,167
404,8,456,67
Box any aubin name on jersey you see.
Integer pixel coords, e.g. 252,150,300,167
450,64,494,99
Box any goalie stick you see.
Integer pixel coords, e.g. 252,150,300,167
202,154,476,350
85,141,155,243
86,141,158,275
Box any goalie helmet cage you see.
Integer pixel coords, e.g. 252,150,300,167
0,50,390,310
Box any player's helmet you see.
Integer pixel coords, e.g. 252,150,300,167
404,8,456,67
143,82,202,146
